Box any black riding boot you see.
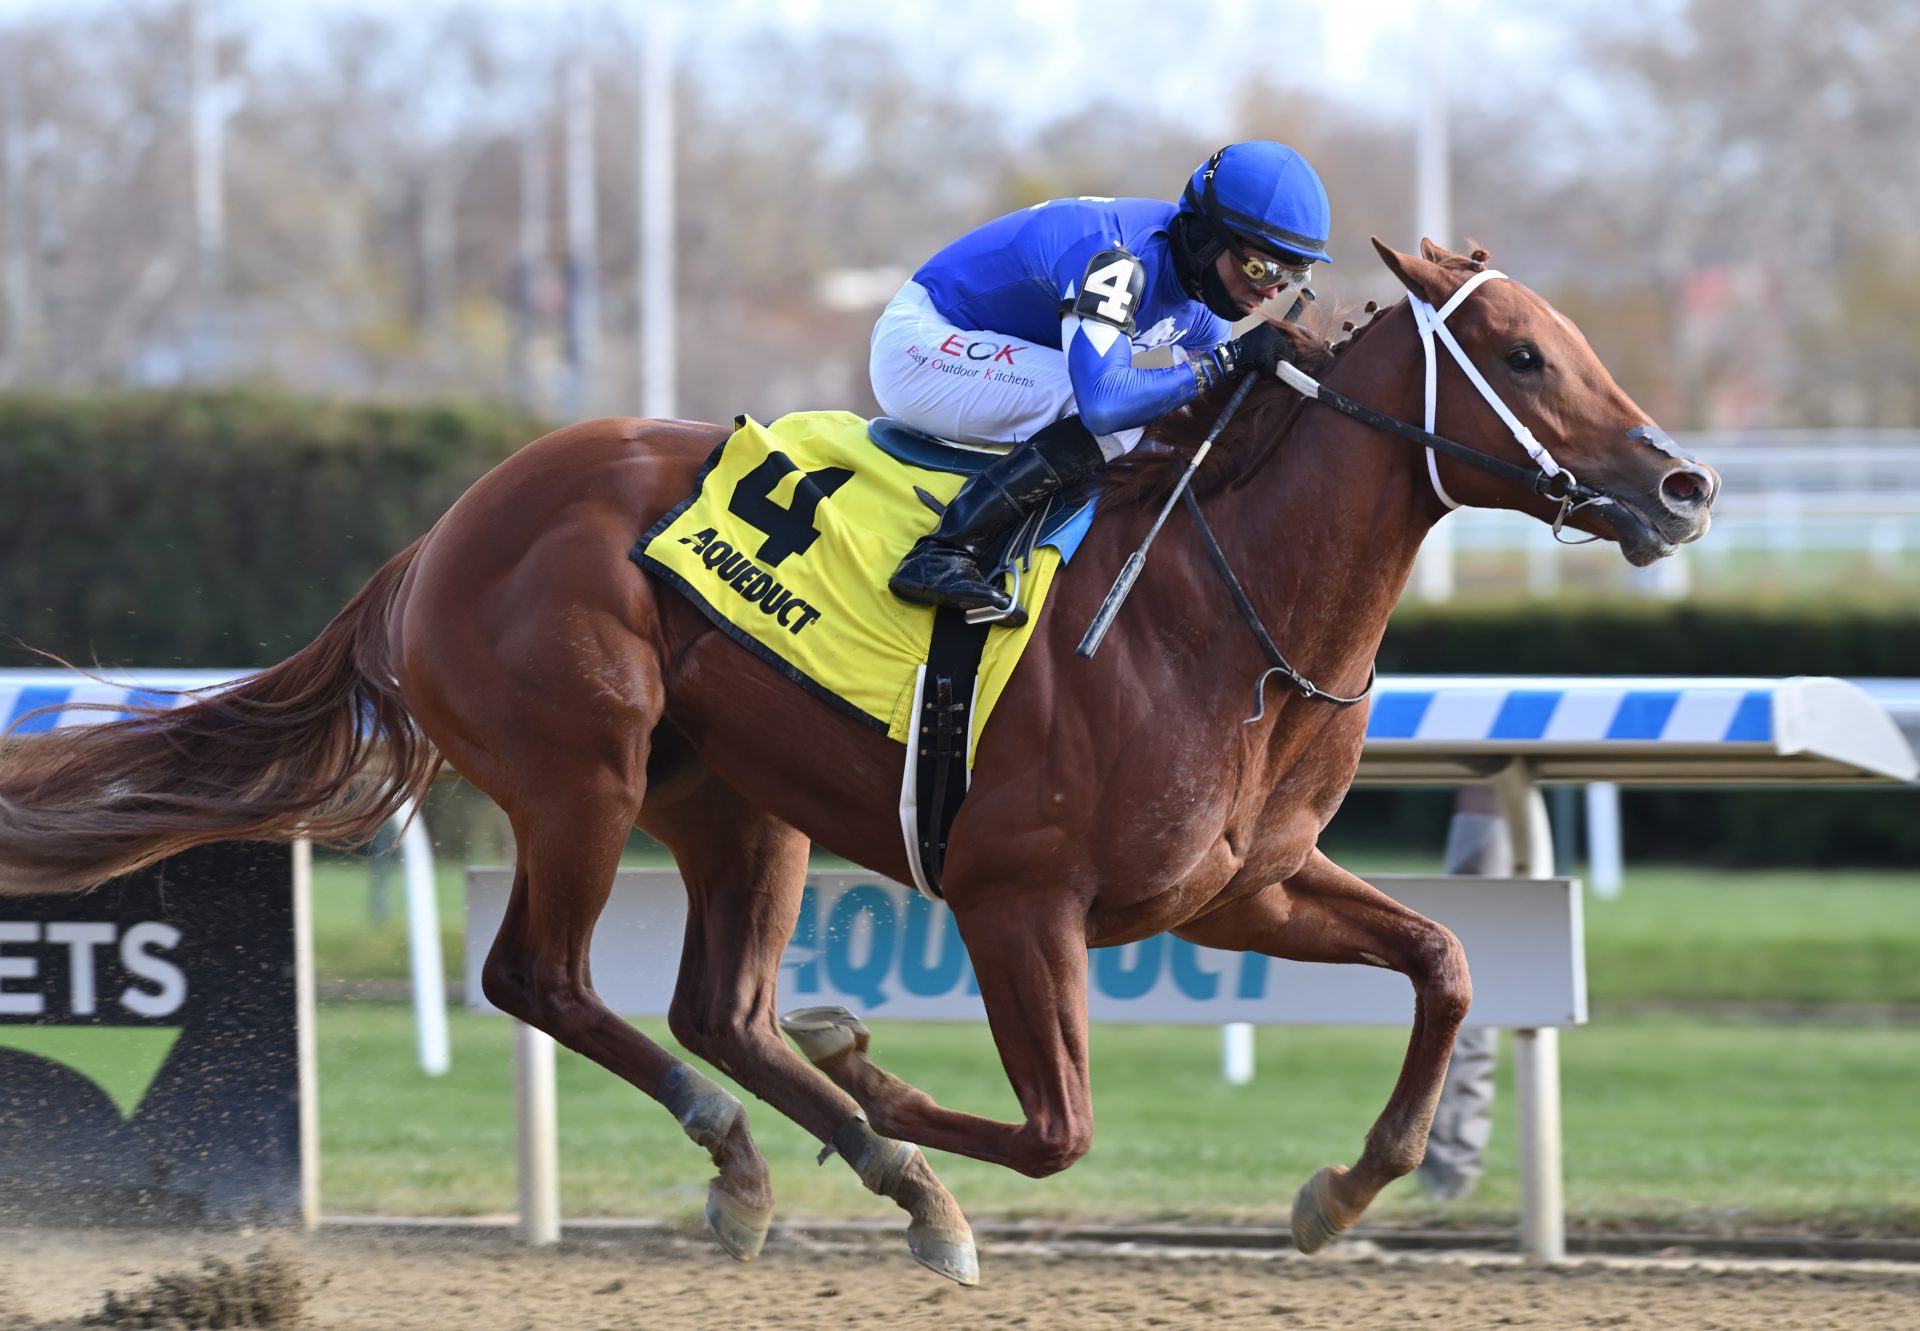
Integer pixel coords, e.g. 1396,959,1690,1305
889,415,1106,616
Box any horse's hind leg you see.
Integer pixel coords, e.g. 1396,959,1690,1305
780,893,1098,1181
481,788,775,1261
1174,847,1472,1253
648,776,977,1285
393,478,773,1257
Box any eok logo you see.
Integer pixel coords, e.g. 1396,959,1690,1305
936,335,1025,365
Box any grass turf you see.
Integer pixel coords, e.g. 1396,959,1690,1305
315,1002,1920,1232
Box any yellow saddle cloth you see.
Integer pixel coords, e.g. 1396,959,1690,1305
635,411,1082,766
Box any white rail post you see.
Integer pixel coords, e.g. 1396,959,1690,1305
293,837,319,1231
1492,759,1567,1262
1221,1021,1255,1085
1585,781,1624,899
395,801,451,1075
1512,1025,1563,1260
514,1022,560,1244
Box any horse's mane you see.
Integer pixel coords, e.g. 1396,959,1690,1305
1104,246,1491,508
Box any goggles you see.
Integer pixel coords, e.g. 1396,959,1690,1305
1227,235,1312,292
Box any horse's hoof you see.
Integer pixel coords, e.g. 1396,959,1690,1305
706,1180,774,1262
780,1005,869,1064
1290,1164,1352,1254
907,1222,980,1287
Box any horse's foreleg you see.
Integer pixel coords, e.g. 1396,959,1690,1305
651,781,976,1286
1175,848,1472,1253
480,790,774,1261
782,898,1095,1182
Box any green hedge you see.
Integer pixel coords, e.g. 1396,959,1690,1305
0,390,549,668
1323,784,1916,869
1379,600,1920,678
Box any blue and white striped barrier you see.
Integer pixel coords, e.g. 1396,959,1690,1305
1853,678,1920,761
1,670,244,736
7,668,1913,783
1357,676,1915,784
6,666,1912,778
1368,678,1770,744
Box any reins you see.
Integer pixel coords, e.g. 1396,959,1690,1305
1075,370,1374,721
1278,361,1595,504
1279,270,1611,542
1179,488,1374,719
1079,264,1604,721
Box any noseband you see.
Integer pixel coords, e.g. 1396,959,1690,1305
1277,268,1611,541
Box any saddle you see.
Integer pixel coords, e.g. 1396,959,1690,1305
632,410,1096,899
867,417,1094,621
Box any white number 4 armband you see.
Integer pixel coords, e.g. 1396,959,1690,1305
1062,249,1145,334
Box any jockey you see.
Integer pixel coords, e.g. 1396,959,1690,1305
875,140,1333,618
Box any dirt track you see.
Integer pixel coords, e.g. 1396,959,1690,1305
3,1225,1917,1330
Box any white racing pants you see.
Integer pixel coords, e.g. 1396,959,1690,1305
869,281,1144,461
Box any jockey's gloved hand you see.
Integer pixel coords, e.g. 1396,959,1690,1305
1210,321,1292,381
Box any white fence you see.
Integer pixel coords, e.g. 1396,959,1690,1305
1414,429,1920,599
468,866,1585,1254
466,872,1586,1030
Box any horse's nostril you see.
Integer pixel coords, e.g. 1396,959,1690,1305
1662,468,1712,508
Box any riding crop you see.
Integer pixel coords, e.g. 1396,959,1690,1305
1075,369,1260,659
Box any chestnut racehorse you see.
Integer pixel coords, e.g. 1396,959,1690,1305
0,241,1716,1284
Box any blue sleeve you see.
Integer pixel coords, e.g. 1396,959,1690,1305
1065,324,1206,436
1052,241,1211,436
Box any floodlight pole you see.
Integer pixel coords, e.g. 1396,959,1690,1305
639,5,676,419
1412,0,1456,602
512,107,551,415
562,14,598,420
187,0,241,378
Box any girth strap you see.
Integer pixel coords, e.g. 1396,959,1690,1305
908,606,991,898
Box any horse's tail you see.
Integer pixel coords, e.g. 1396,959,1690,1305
0,540,440,895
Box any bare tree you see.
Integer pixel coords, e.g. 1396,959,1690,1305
2,0,1916,434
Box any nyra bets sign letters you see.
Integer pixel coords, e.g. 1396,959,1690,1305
0,842,303,1225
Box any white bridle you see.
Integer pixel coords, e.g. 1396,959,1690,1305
1406,268,1569,510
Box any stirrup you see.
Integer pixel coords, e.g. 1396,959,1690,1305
962,560,1027,626
890,543,1027,626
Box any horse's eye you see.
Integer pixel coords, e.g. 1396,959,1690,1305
1506,346,1541,374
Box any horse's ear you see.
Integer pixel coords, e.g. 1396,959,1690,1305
1370,236,1454,306
1418,237,1458,264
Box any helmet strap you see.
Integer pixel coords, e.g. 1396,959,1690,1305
1196,261,1244,322
1169,211,1234,313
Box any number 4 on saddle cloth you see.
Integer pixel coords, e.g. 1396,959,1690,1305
630,410,1096,898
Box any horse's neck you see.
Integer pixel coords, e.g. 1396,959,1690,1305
1202,319,1438,698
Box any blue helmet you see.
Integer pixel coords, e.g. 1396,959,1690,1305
1180,141,1333,265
